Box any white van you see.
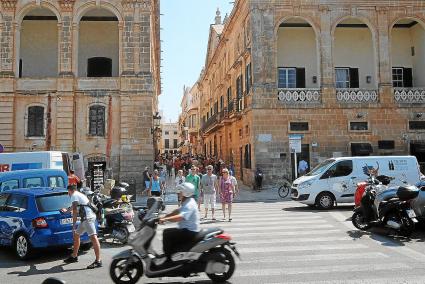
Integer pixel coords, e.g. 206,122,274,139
0,151,72,174
291,156,421,209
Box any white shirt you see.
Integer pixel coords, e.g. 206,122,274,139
70,191,97,220
175,175,185,186
178,198,200,232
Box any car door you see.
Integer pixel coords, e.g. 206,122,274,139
322,160,355,202
0,193,10,244
2,193,28,245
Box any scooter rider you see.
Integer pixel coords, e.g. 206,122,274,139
159,182,200,259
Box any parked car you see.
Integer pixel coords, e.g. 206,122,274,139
291,156,421,209
0,169,68,193
0,188,91,259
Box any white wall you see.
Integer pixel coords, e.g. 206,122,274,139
20,21,58,77
391,29,414,68
78,22,119,77
277,27,319,88
334,28,376,88
412,25,425,87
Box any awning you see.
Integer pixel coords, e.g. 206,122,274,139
351,143,373,156
411,143,425,153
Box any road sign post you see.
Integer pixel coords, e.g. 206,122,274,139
289,135,302,179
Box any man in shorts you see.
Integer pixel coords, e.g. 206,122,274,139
63,185,102,269
200,165,218,220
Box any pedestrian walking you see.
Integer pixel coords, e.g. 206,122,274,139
219,168,235,222
175,170,186,206
63,185,102,269
143,166,151,194
185,165,200,209
200,165,218,220
194,166,203,211
149,170,163,197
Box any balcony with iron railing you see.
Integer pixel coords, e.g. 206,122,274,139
394,88,425,104
277,88,321,105
336,88,379,104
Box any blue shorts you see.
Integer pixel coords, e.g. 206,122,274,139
145,181,150,189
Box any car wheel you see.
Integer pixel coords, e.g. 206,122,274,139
315,192,335,210
14,233,33,260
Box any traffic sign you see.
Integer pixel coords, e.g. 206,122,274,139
289,136,302,153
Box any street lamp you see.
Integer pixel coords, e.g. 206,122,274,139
151,112,162,134
152,112,162,158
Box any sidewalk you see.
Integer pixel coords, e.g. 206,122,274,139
133,175,287,206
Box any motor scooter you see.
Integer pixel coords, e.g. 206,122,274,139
109,197,240,284
352,175,419,237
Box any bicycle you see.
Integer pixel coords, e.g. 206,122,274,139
277,177,292,198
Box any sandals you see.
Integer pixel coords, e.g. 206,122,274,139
87,260,103,269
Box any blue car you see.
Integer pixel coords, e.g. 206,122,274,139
0,188,90,259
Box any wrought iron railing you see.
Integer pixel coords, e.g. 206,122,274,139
336,89,379,103
394,88,425,104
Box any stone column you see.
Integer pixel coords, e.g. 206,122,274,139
0,0,17,77
121,1,136,75
58,0,76,77
138,2,152,74
376,7,393,106
318,5,336,106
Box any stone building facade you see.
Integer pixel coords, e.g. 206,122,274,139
0,0,161,189
194,0,425,186
160,122,180,155
178,83,201,155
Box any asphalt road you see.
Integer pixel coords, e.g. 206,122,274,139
2,201,425,284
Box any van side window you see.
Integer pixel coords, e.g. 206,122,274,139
23,177,44,188
0,179,19,192
323,160,353,178
49,176,65,188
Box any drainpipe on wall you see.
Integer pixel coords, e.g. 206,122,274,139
46,93,52,150
106,95,113,166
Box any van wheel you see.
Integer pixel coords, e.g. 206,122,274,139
315,192,335,210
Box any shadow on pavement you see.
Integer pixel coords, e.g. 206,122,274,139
8,263,86,277
144,281,231,284
282,204,354,212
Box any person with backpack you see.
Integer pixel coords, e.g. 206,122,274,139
63,185,102,269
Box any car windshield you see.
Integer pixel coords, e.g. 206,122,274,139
305,159,335,176
36,193,70,212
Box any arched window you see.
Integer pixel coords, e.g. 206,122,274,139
89,105,105,137
27,106,45,137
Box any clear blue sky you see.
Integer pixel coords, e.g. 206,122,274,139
159,0,234,123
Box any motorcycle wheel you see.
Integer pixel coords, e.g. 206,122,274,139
110,258,142,284
352,212,371,230
206,248,236,283
399,216,415,238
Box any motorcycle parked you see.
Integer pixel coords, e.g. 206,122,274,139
352,175,419,237
81,184,135,244
109,197,240,284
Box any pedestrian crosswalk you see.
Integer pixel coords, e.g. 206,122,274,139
150,201,425,283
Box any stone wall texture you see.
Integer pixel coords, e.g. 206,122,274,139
0,0,161,189
195,0,425,186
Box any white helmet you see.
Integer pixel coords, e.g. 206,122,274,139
176,182,195,197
